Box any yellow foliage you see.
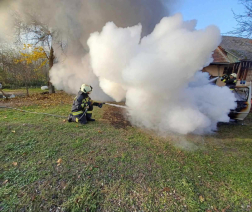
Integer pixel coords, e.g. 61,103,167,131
15,44,48,68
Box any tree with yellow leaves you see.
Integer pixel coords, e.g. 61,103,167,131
15,44,49,96
15,44,48,66
12,9,64,94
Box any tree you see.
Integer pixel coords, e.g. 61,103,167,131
0,42,48,97
230,0,252,38
14,44,48,96
0,44,22,88
14,14,63,94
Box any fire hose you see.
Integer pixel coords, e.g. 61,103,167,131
103,103,127,109
0,106,67,118
0,103,127,118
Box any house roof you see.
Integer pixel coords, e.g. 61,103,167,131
220,36,252,61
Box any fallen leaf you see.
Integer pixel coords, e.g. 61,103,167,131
59,180,67,189
12,130,16,133
199,195,205,202
208,171,213,175
162,187,171,192
75,198,81,203
3,180,8,185
101,189,107,193
31,195,36,201
57,158,62,166
222,205,230,212
13,162,18,166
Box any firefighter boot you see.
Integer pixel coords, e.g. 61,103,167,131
86,113,95,121
68,114,73,122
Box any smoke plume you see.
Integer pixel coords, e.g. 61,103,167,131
87,14,236,134
0,0,176,99
0,1,237,134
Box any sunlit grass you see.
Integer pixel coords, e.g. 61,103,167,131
0,92,252,211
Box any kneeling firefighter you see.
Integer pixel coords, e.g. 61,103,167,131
221,73,237,90
68,84,103,124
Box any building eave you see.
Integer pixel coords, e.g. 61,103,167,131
210,62,230,65
217,46,230,63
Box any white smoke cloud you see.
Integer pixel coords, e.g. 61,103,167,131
0,1,15,41
0,0,176,99
49,55,112,101
0,1,237,134
87,14,236,134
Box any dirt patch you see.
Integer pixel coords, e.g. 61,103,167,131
103,105,131,129
0,90,30,99
0,91,73,107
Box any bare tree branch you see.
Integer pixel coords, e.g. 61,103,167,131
228,0,252,38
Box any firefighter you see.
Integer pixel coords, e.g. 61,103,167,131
68,84,103,124
221,73,237,90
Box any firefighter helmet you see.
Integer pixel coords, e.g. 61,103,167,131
80,84,92,93
230,73,237,78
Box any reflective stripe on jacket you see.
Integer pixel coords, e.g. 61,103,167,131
71,91,93,113
223,77,237,87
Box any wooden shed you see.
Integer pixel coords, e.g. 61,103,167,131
204,36,252,86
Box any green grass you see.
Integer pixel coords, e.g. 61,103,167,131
0,103,252,211
2,88,43,96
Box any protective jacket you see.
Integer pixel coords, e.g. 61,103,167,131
222,77,237,89
69,91,102,124
72,91,92,114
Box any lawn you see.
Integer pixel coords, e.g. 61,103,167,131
0,92,252,212
2,88,44,96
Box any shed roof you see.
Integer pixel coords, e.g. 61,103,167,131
220,36,252,61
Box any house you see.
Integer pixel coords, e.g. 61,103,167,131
203,36,252,86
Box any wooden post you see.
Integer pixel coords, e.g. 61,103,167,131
236,62,242,80
25,65,29,97
25,81,29,97
243,62,249,80
0,89,8,100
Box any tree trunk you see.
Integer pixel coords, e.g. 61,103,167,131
24,65,29,97
48,46,55,94
48,81,55,94
25,81,29,97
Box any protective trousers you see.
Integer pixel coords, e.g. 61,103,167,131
69,105,93,124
